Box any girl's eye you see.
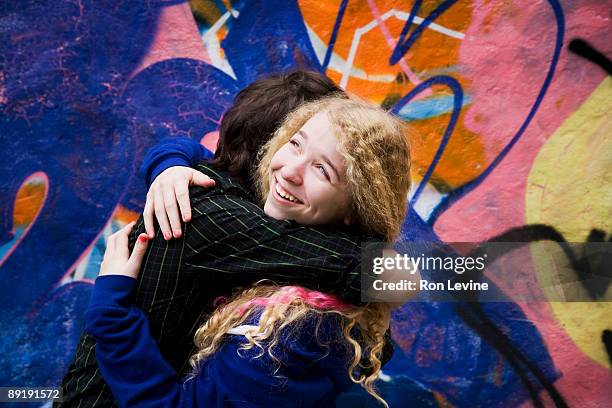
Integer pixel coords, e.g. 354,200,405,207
289,139,300,148
316,165,330,180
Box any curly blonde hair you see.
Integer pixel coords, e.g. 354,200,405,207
191,96,411,407
256,95,411,242
190,285,393,407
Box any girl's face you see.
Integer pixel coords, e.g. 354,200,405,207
263,111,353,227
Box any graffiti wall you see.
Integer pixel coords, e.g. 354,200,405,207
0,0,610,406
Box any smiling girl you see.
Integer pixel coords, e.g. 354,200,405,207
87,97,411,407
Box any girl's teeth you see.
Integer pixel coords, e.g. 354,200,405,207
276,183,298,202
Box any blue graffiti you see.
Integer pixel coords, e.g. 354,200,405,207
322,0,350,71
391,76,464,206
390,0,459,65
395,93,472,122
222,0,323,87
0,0,161,390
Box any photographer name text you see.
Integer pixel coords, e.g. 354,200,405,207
373,279,488,292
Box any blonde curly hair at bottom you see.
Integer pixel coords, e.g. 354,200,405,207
190,96,411,407
190,285,393,407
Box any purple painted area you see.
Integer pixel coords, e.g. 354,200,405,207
118,58,239,211
0,0,235,390
222,0,323,87
0,0,163,389
0,282,92,389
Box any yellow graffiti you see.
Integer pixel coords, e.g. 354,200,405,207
526,77,612,367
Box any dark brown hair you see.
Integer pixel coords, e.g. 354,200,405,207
209,70,346,191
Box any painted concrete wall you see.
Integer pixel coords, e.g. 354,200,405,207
0,1,610,406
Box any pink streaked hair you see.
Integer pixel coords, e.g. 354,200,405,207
235,286,352,316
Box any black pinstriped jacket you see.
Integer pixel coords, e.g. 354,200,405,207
58,163,390,407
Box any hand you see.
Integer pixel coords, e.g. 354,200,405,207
143,166,215,240
99,222,150,279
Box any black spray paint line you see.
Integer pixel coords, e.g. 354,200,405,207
603,330,612,367
568,38,612,75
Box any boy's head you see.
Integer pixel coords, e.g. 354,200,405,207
210,70,346,188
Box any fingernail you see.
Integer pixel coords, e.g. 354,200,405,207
164,232,170,240
174,229,182,237
138,234,149,243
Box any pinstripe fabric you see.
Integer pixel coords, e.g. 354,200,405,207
57,163,375,407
